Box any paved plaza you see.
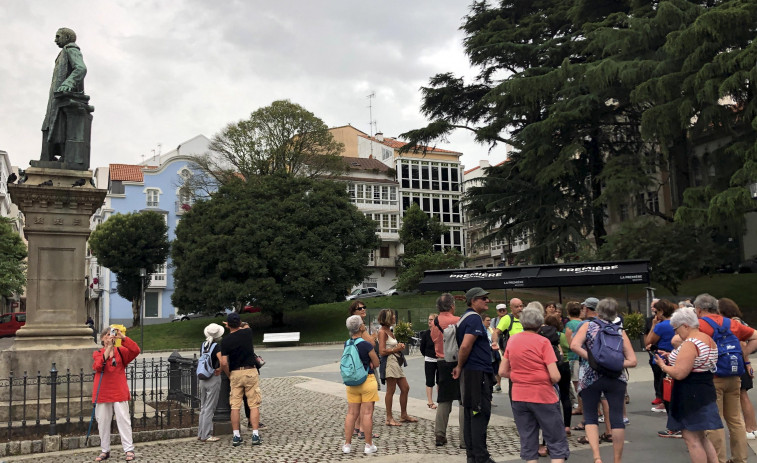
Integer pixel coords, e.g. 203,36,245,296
2,344,756,462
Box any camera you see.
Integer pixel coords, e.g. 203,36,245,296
110,328,117,336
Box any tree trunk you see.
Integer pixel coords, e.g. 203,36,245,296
132,297,141,327
589,129,607,249
271,311,285,327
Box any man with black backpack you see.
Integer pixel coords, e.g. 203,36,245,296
695,294,757,463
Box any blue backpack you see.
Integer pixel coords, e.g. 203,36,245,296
196,341,216,380
701,317,745,377
340,338,368,386
586,319,624,378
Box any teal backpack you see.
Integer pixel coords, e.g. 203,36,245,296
340,338,368,386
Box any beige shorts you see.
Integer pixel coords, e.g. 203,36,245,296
229,368,261,410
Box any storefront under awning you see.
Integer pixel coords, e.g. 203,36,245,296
418,260,650,292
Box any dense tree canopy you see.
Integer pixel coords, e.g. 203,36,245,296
171,175,379,326
187,100,346,194
0,218,26,298
598,217,725,294
89,212,170,326
402,0,757,269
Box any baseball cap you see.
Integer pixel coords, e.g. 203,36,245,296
227,312,241,327
465,287,490,304
582,297,599,310
496,304,507,312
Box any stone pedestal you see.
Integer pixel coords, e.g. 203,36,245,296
1,168,106,399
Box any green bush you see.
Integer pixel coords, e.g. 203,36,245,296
623,312,645,340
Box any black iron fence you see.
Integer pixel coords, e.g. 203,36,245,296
0,352,202,443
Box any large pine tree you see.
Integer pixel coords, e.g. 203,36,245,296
403,0,757,264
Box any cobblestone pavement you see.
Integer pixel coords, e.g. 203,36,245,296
1,376,600,463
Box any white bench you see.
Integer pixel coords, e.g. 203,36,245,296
262,332,300,344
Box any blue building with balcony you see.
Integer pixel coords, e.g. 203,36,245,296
87,135,210,329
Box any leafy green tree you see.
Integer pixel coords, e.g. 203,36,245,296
171,175,379,326
187,100,346,193
633,0,757,228
89,212,170,326
0,218,26,297
598,217,723,294
396,250,464,293
399,203,447,258
396,204,463,291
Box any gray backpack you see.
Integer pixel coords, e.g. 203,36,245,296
441,312,477,362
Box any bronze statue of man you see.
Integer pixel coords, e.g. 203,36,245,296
37,27,93,171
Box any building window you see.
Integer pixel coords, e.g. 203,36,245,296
646,191,660,214
382,147,392,160
619,204,629,221
379,246,390,258
146,189,160,207
347,183,355,199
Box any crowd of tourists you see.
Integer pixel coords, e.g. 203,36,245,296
338,290,757,463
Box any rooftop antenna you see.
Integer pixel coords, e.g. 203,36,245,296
367,92,376,158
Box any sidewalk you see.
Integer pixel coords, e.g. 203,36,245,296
2,345,756,462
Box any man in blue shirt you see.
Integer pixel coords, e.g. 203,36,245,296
453,287,496,463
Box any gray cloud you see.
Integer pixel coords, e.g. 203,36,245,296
0,1,506,171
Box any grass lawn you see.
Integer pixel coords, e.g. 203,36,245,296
128,273,757,351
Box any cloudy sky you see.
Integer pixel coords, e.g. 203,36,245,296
1,1,508,173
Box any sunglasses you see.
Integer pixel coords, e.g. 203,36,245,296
358,306,366,310
477,296,490,302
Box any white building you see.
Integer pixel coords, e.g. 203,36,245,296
330,125,465,291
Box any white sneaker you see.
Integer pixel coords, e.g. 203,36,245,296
651,404,666,413
364,443,377,454
747,431,756,440
342,443,351,453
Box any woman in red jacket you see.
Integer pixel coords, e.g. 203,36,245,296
92,327,140,462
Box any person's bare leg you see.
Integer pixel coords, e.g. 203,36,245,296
361,402,375,446
398,377,411,418
344,403,360,446
426,384,435,407
231,409,240,433
611,428,625,463
385,378,398,424
741,389,757,432
249,407,260,432
586,424,601,462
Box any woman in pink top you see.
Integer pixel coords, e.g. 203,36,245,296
501,306,569,463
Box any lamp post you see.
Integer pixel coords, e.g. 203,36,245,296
140,268,146,350
750,182,757,200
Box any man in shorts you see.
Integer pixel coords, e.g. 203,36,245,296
221,313,262,447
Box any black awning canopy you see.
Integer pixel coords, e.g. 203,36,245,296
418,260,649,292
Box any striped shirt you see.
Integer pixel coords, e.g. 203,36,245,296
669,337,717,373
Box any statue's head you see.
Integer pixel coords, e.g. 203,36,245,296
55,28,77,47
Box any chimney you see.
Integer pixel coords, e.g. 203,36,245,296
375,132,384,142
480,160,490,169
